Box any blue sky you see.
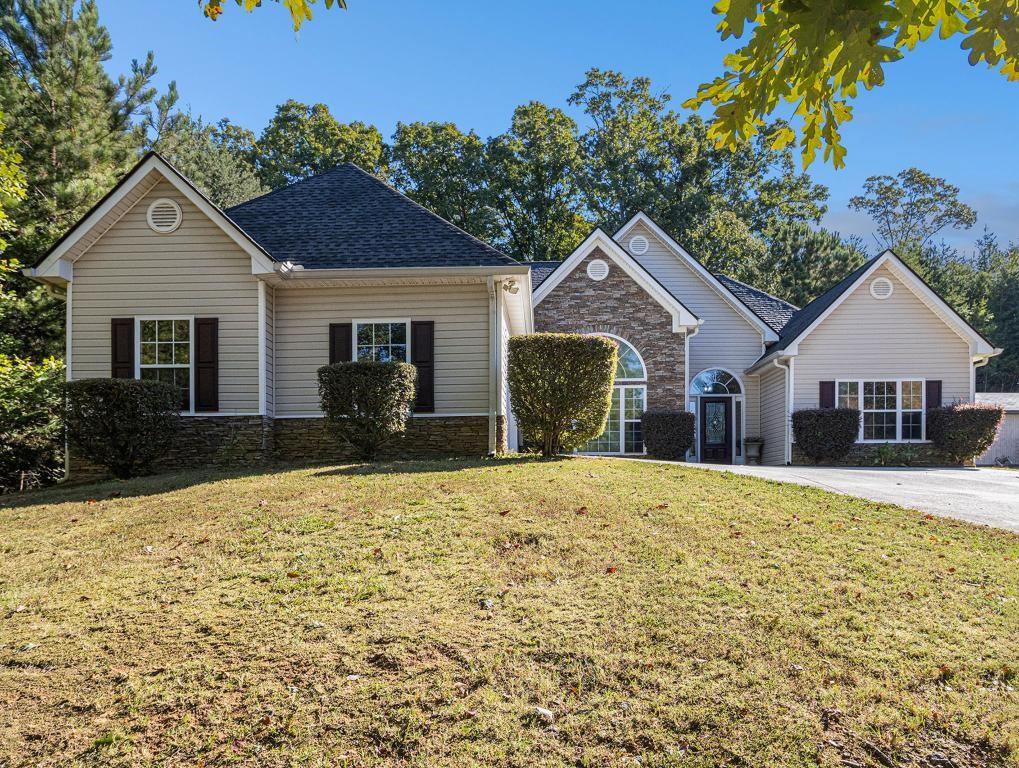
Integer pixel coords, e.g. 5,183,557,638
100,0,1018,251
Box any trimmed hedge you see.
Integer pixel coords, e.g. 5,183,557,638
318,361,417,460
791,407,861,464
642,410,695,460
508,333,617,457
65,378,181,479
927,403,1004,464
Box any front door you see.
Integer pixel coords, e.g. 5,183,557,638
700,397,732,464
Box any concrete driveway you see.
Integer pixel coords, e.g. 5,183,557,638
688,463,1019,532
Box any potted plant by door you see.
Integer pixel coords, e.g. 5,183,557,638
744,437,764,465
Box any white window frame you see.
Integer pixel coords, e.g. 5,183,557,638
135,316,195,414
352,318,412,363
581,333,648,455
836,377,928,443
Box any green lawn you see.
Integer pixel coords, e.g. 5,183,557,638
1,457,1017,767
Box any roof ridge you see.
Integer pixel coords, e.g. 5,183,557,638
713,273,800,311
226,163,352,213
337,162,518,266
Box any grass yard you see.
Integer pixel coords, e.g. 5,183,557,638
1,457,1017,767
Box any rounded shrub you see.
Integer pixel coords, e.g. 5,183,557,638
641,410,695,460
317,361,417,460
508,333,617,457
927,403,1004,464
791,407,861,464
65,378,181,479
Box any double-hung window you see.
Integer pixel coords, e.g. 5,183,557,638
138,318,192,411
837,379,925,442
355,320,409,362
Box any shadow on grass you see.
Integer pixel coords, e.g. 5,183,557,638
0,454,569,509
311,453,565,478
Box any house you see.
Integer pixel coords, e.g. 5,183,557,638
27,156,1001,473
976,393,1019,466
26,153,532,473
531,213,1001,465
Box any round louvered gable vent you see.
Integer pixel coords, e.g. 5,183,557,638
587,258,610,281
629,235,649,255
146,198,182,233
870,277,894,300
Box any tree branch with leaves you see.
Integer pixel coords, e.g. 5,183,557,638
685,0,1019,169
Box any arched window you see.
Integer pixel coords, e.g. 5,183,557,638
690,369,742,395
583,335,647,454
596,335,646,382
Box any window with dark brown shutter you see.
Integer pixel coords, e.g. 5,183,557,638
329,323,353,364
819,380,836,409
926,380,942,410
194,318,219,412
411,320,434,412
111,318,135,378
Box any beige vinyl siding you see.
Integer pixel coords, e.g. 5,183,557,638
620,221,766,438
793,265,972,414
274,283,490,416
264,284,275,415
759,362,789,465
71,181,260,412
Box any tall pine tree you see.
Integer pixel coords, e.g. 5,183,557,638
0,0,161,358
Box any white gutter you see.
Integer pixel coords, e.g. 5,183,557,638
273,264,530,280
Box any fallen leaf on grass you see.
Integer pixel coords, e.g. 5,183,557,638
575,506,588,515
605,566,618,574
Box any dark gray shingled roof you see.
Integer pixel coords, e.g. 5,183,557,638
529,261,563,288
713,274,799,334
225,163,519,269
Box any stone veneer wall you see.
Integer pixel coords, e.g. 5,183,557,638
68,414,501,481
533,247,686,410
791,442,962,467
274,415,502,463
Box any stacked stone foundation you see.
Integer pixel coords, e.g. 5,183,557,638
68,414,501,481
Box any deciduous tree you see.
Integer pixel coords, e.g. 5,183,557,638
389,121,498,242
485,102,590,262
254,100,386,189
687,0,1019,168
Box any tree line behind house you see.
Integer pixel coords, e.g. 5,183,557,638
0,0,1017,490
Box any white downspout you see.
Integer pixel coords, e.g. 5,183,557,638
772,357,793,465
487,277,502,455
685,324,700,461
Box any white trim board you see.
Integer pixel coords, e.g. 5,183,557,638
749,251,1000,374
26,153,276,284
533,228,700,332
614,212,780,343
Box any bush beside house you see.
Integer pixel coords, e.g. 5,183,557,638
928,403,1005,464
642,411,695,460
65,379,181,479
0,355,64,493
791,408,861,464
508,333,617,457
317,361,417,460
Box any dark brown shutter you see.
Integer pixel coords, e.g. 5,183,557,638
111,318,135,378
926,380,942,410
329,323,353,364
819,380,836,409
194,318,219,412
411,320,434,413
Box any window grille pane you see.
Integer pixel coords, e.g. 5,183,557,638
902,380,922,410
158,320,173,342
357,325,372,345
390,323,406,344
838,381,859,409
390,344,407,362
173,320,189,340
141,320,156,342
901,411,923,440
141,343,157,365
173,342,190,364
863,411,896,440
